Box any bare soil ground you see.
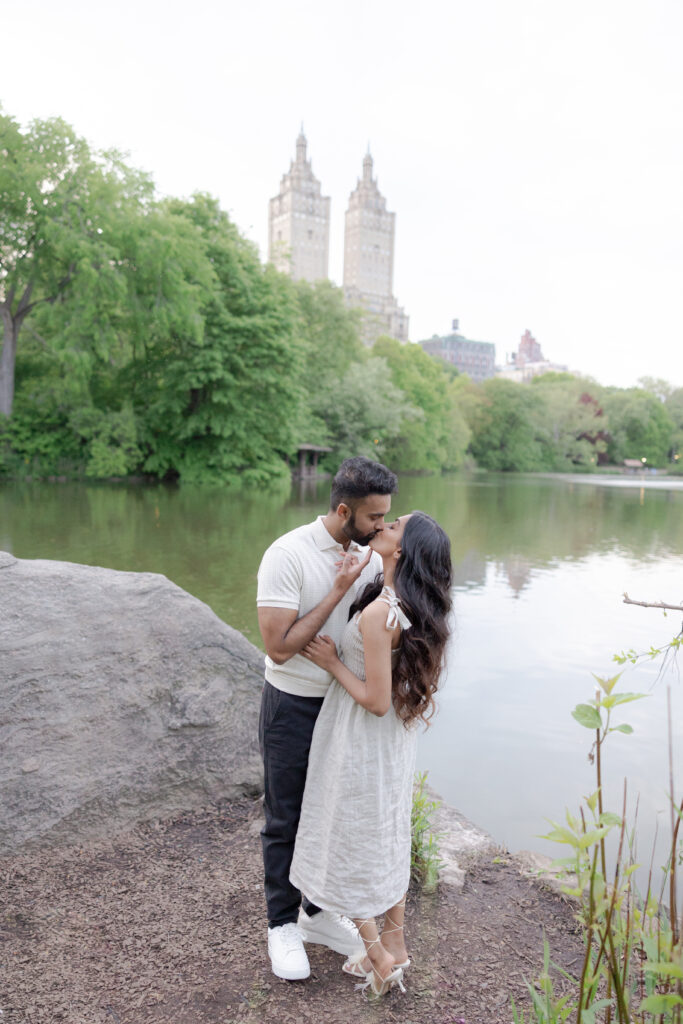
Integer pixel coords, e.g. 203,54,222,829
1,799,583,1024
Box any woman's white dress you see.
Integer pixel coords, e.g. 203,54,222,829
290,586,417,919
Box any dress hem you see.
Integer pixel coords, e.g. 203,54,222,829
290,872,410,921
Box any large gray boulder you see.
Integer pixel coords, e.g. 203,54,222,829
0,551,265,855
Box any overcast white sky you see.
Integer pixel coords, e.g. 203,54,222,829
3,0,682,388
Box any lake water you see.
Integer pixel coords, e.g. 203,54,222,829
2,472,682,875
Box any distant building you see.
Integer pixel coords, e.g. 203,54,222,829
518,329,543,364
420,321,496,381
343,151,409,345
268,129,330,282
497,329,568,382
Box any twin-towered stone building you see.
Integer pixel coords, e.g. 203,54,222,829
268,130,409,344
269,131,330,284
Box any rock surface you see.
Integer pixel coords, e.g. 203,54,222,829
429,788,498,887
0,552,265,855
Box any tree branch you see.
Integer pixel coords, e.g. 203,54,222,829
623,593,683,612
15,282,34,316
19,263,77,320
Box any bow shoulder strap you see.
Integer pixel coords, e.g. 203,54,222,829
377,585,412,631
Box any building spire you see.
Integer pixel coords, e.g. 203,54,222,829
296,125,307,163
362,148,373,183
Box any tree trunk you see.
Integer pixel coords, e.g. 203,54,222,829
0,307,18,418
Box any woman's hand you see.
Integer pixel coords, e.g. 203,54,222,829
301,634,339,671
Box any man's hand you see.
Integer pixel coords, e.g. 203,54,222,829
333,547,372,595
301,635,339,672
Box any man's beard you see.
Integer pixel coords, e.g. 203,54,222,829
343,512,377,547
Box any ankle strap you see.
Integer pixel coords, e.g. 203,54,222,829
357,918,382,954
383,897,407,934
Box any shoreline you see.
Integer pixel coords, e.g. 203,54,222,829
0,794,583,1024
537,471,683,491
2,467,683,489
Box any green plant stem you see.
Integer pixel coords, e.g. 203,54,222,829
604,784,628,1024
576,839,599,1023
668,802,682,951
596,708,608,882
595,705,629,1023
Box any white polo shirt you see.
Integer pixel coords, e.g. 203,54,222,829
256,515,382,698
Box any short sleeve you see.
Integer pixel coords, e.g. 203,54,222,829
257,544,303,610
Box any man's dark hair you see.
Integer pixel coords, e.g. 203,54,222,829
329,456,398,511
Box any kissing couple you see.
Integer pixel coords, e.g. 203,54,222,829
257,456,452,998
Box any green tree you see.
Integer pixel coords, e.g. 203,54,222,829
372,337,470,472
603,387,674,467
134,194,305,485
665,387,683,467
0,110,153,417
8,187,211,478
531,374,608,469
637,376,674,401
296,279,363,382
310,356,417,465
294,279,365,446
467,377,551,471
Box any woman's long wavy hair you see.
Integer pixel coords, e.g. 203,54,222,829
349,511,452,726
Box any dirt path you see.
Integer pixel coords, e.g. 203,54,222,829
1,799,583,1024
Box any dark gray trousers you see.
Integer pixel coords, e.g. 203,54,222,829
258,680,324,928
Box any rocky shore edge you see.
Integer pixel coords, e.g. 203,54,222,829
0,550,581,1022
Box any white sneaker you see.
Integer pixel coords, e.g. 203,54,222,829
267,922,311,980
298,908,364,957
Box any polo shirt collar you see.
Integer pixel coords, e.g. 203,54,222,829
313,515,364,554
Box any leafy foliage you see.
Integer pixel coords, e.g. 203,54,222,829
372,336,471,472
0,109,154,415
131,195,304,485
311,356,418,465
521,637,683,1024
531,375,608,469
411,771,443,892
603,387,674,467
2,106,681,484
466,377,551,471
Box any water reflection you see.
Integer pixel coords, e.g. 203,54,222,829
2,472,682,871
2,473,682,639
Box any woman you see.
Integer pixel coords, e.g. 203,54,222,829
289,511,452,997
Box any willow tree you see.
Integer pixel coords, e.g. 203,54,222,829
0,110,151,416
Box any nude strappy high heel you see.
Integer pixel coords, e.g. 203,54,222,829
352,922,406,998
342,897,411,979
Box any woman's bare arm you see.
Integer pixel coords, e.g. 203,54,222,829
301,600,398,716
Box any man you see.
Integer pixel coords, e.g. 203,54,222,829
257,456,398,980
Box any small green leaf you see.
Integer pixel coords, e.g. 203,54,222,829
608,691,648,707
585,790,599,813
541,826,580,848
599,811,622,827
593,671,622,695
610,723,634,734
572,704,603,729
640,993,683,1012
644,961,683,979
578,825,609,849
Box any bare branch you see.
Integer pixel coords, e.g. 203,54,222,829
623,593,683,612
